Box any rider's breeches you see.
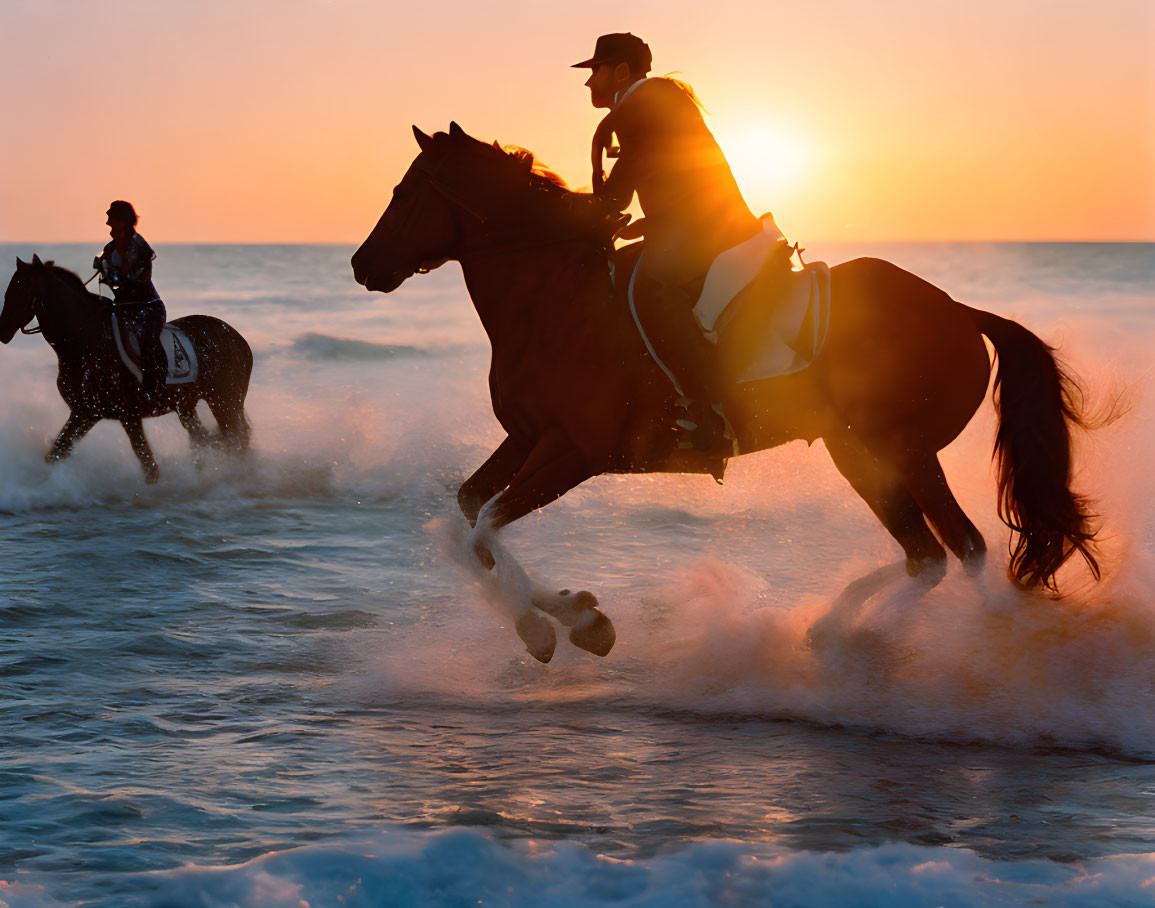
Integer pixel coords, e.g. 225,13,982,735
117,300,167,387
632,273,727,403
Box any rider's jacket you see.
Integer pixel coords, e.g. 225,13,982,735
95,232,159,304
593,77,758,265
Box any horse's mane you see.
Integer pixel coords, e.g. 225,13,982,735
43,262,87,292
433,128,617,253
421,127,620,322
434,128,574,200
500,145,569,190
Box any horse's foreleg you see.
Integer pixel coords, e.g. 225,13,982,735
825,430,946,583
482,428,594,532
46,413,99,464
475,429,615,657
120,418,160,484
458,434,533,525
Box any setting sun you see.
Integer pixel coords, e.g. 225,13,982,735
710,120,817,218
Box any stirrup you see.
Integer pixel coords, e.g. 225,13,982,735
713,403,741,459
673,398,739,458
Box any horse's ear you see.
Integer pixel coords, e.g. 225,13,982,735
412,125,433,151
449,121,465,139
15,257,26,270
492,140,502,151
31,254,42,266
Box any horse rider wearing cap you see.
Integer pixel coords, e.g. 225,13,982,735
574,33,784,452
95,200,168,406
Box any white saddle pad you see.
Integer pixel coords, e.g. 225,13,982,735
693,215,786,334
717,261,832,383
111,313,199,385
626,221,831,394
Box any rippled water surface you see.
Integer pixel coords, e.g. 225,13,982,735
0,242,1152,905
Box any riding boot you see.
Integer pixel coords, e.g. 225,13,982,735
636,278,737,455
141,343,168,408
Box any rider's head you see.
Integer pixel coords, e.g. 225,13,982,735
106,200,138,242
572,33,651,109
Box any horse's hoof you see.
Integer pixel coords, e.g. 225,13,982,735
473,543,496,571
515,612,556,664
961,538,987,578
569,608,616,657
906,554,946,586
962,550,987,578
571,590,598,612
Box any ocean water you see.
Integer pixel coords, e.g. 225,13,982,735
0,241,1152,906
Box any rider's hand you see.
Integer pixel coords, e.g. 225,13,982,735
593,115,615,149
617,217,646,240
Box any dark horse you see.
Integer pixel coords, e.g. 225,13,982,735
352,124,1099,662
2,256,252,482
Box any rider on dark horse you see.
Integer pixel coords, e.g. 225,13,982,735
94,200,167,406
574,33,790,452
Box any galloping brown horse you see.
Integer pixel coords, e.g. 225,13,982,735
352,123,1099,661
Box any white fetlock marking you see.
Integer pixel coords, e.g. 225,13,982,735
530,587,592,626
469,494,500,556
463,496,540,625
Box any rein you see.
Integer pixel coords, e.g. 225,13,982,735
19,279,44,335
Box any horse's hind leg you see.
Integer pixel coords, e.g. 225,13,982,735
47,413,98,464
177,402,211,447
206,395,251,456
825,430,947,582
176,401,212,470
120,417,159,484
901,454,986,575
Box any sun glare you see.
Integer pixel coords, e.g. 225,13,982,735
711,122,815,217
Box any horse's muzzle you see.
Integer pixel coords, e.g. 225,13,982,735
361,270,406,293
350,252,370,288
351,254,408,293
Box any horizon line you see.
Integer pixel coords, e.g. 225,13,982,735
3,237,1153,247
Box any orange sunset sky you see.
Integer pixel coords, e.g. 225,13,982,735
2,0,1153,244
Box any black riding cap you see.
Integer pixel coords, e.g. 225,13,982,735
106,200,138,226
571,33,652,75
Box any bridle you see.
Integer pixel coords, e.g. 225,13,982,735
10,271,44,335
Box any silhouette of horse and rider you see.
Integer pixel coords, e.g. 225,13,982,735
1,202,252,482
351,33,1102,660
3,34,1103,662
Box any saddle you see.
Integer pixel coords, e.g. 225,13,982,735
623,216,832,389
110,311,199,385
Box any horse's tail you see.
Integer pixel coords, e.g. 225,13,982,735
966,305,1099,592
